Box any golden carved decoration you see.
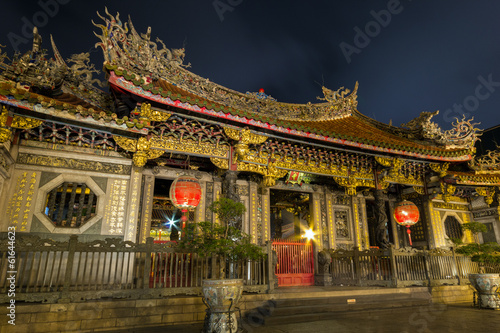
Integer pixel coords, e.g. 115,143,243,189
375,156,404,178
210,157,229,170
113,135,164,167
0,106,12,143
237,159,287,187
374,156,393,168
333,167,377,196
114,136,138,152
430,162,450,178
440,182,456,203
11,116,43,129
0,128,10,143
138,102,171,122
17,153,131,174
476,187,494,205
224,127,268,161
150,136,229,158
383,173,424,186
413,186,425,195
432,201,468,211
456,173,500,186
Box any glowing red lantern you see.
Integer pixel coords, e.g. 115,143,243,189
170,176,202,228
394,200,420,246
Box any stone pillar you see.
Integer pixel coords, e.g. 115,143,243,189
373,189,390,249
359,195,370,250
248,181,259,243
138,175,154,243
387,200,400,248
260,187,271,245
212,177,222,224
311,188,323,252
195,180,207,224
124,166,142,242
325,190,336,249
352,195,370,251
424,198,447,249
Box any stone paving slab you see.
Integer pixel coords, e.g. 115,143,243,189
105,303,500,333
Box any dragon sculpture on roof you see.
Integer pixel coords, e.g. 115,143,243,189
92,9,359,122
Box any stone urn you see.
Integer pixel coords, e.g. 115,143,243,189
469,273,500,309
202,279,244,333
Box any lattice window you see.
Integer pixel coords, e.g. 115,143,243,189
44,182,98,228
444,216,463,240
335,210,350,239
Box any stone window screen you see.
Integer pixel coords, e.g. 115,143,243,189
444,215,463,241
44,182,98,228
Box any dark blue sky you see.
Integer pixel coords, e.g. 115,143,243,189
2,0,500,130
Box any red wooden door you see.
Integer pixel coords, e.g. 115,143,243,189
272,240,314,286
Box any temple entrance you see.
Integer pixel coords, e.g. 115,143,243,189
150,178,194,243
270,189,314,286
270,189,311,240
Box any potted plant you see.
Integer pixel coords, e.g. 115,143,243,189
179,197,265,333
454,222,500,309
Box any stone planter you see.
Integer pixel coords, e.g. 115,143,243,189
202,278,244,333
469,273,500,309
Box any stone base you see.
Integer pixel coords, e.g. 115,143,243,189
477,293,500,309
314,273,332,286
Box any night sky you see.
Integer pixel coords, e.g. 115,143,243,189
2,0,500,130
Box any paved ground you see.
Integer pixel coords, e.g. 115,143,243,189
111,303,500,333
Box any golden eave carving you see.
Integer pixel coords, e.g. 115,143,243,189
115,133,230,167
476,187,494,205
210,157,229,170
113,136,164,167
237,160,287,187
430,162,450,178
440,182,456,203
224,127,268,161
149,135,229,158
1,105,43,143
137,103,171,122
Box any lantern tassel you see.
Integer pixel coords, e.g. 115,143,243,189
406,226,412,246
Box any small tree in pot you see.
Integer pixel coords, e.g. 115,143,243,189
454,222,500,309
179,197,265,332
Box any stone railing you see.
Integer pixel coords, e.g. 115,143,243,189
0,235,274,303
328,246,500,287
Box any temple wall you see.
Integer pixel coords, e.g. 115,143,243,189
426,196,472,249
0,144,134,242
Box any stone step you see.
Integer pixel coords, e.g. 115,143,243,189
272,292,430,308
247,292,432,327
261,302,430,326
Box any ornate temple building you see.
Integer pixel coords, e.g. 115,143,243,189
1,10,500,257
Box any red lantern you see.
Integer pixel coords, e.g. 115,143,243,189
170,176,202,229
394,200,420,246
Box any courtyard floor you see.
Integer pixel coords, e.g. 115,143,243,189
110,303,500,333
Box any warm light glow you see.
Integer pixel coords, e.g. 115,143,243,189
304,229,315,241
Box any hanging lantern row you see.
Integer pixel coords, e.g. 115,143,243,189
169,175,202,229
393,200,420,246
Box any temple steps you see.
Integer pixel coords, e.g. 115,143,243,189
246,290,432,327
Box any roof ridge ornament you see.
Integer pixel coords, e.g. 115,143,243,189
400,111,480,149
469,146,500,174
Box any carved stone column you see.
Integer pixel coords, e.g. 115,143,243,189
124,166,142,242
222,170,242,229
325,190,336,249
373,189,390,249
248,181,259,242
138,175,154,243
311,187,323,252
260,187,271,245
